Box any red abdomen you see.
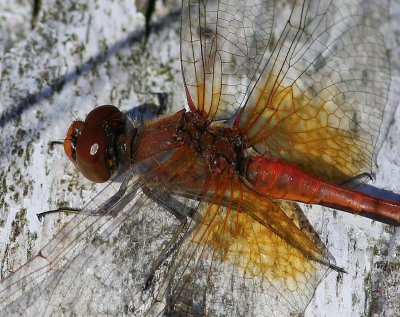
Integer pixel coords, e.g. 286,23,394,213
243,157,400,226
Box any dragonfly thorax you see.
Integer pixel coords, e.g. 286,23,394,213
176,111,247,174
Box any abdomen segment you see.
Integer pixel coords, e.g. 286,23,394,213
242,157,400,226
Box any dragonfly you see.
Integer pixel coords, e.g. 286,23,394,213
0,0,398,316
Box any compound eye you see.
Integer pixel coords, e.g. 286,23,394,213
85,105,124,130
75,124,111,183
64,105,125,183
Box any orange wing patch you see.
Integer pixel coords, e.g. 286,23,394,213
240,73,381,183
170,170,332,315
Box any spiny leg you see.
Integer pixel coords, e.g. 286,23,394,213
141,186,197,290
340,172,374,189
37,174,134,220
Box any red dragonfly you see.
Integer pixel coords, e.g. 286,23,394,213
0,0,398,316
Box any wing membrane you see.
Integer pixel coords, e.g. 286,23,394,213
153,169,333,316
0,150,201,315
238,0,390,183
1,146,333,316
181,0,275,120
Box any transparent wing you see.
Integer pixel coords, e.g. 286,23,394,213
0,146,333,316
238,0,390,183
181,0,390,183
180,0,275,120
151,170,333,316
0,150,200,316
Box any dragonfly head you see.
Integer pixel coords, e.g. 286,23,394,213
64,105,131,183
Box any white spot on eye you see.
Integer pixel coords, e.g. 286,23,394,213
90,143,99,156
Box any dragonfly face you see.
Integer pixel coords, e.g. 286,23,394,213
64,105,133,182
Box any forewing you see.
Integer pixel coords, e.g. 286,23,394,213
180,0,275,120
0,149,208,316
238,0,390,183
152,171,333,316
0,143,335,316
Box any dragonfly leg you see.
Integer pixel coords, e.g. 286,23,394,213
94,174,133,215
340,172,374,188
37,174,133,220
143,218,190,291
141,186,196,291
142,186,193,222
37,206,81,221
